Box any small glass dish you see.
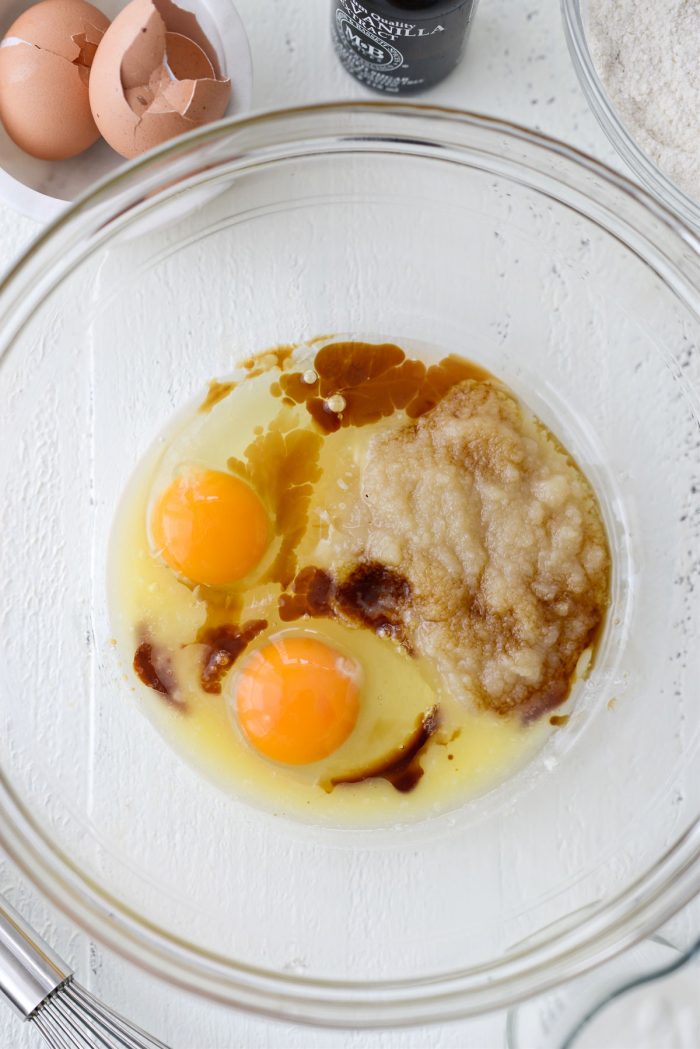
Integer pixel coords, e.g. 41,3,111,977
561,0,700,233
0,0,253,222
508,933,700,1048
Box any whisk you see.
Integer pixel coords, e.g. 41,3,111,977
0,896,171,1048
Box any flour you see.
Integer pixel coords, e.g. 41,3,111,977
587,0,700,201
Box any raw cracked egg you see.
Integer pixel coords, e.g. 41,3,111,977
150,467,269,586
89,0,231,159
0,0,110,160
235,636,362,766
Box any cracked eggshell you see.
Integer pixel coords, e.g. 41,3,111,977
0,0,110,160
89,0,231,160
0,0,251,220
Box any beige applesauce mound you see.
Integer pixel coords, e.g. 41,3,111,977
340,380,610,719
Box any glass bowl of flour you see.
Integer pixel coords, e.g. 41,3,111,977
562,0,700,232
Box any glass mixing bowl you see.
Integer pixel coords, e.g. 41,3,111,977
0,103,700,1027
561,0,700,234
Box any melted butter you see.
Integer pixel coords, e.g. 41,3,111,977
109,338,551,828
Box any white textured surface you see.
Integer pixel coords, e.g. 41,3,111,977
0,2,697,1049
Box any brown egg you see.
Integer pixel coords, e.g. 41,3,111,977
89,0,231,161
0,0,110,160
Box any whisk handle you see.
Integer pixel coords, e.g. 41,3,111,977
0,897,73,1020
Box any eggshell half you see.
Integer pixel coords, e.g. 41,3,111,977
89,0,231,160
148,0,223,76
0,0,110,160
165,32,214,80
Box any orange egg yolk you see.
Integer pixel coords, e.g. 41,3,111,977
151,468,269,586
235,636,361,765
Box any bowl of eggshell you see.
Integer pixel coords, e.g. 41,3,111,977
0,0,252,221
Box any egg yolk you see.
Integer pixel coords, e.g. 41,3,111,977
235,637,361,765
151,468,269,586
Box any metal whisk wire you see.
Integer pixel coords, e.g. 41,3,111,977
0,897,171,1049
33,982,169,1049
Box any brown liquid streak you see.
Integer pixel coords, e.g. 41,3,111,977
278,342,494,434
325,706,441,794
199,380,236,413
199,619,268,694
279,562,412,649
133,641,183,709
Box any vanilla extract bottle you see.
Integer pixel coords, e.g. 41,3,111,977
332,0,478,95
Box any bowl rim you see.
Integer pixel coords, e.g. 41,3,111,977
560,0,700,234
1,101,700,1027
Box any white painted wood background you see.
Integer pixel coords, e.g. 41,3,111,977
0,2,697,1047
